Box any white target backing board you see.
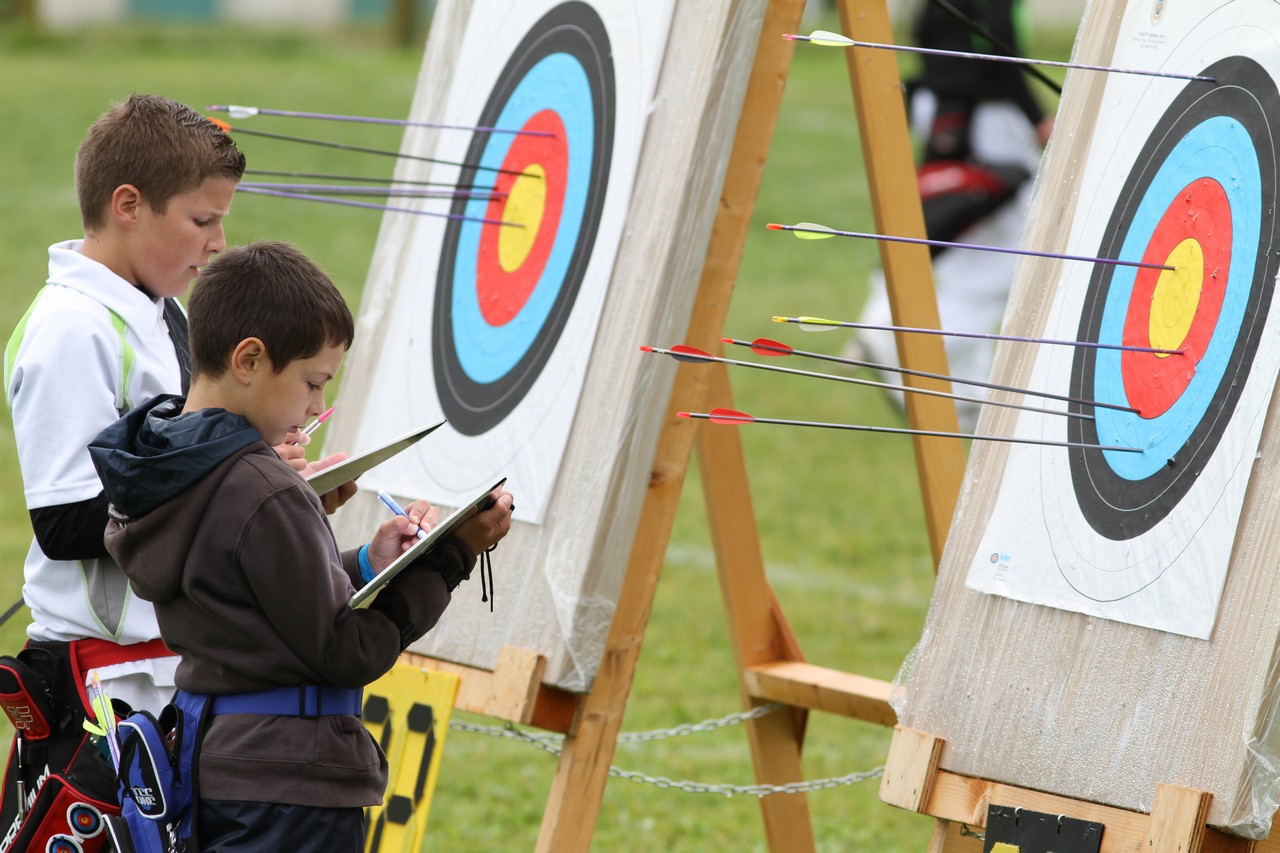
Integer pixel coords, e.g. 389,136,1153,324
326,0,773,690
340,0,671,522
899,0,1280,836
964,5,1280,638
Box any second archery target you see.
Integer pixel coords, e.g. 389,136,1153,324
966,20,1280,638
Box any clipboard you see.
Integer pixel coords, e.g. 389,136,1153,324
305,421,445,495
350,477,507,609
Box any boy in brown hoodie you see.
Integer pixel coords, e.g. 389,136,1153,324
90,240,512,851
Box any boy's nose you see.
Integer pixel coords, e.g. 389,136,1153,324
207,226,227,254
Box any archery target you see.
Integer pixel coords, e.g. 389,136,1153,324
435,3,614,435
339,0,672,522
966,8,1280,638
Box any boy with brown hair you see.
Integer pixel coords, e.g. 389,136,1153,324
5,93,248,714
0,94,252,850
90,240,513,850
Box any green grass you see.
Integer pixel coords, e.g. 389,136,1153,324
0,15,1068,851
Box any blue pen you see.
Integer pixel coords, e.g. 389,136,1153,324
377,491,428,540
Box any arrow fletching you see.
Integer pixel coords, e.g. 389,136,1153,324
669,344,714,363
708,408,755,425
806,29,856,47
788,222,838,240
748,338,793,357
788,313,839,330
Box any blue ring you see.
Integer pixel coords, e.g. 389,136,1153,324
1091,116,1261,479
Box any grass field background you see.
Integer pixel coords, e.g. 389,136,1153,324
0,12,1068,851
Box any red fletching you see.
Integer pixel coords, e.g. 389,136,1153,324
708,408,755,425
669,344,713,362
749,338,793,356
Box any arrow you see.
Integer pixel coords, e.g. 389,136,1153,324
641,344,1088,420
207,104,556,137
784,31,1215,83
772,315,1184,356
209,119,537,179
244,169,483,189
236,186,523,227
723,337,1141,415
767,222,1174,272
240,181,507,200
679,408,1142,453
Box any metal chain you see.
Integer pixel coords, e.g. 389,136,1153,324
449,710,885,798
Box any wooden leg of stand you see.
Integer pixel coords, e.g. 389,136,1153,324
698,361,815,852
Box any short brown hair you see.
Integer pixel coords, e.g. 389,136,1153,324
75,93,246,230
189,241,355,379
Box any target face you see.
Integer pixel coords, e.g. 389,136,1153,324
435,1,615,436
335,0,672,523
966,13,1280,638
1067,56,1280,542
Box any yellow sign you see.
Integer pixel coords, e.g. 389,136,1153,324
363,664,461,852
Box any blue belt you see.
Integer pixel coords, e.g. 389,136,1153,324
205,685,363,718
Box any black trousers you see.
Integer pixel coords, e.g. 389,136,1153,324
198,799,365,852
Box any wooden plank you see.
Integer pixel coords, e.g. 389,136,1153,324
399,650,580,734
880,726,945,813
1146,784,1212,853
836,0,965,567
743,661,896,725
697,362,814,851
920,769,1257,853
535,1,808,850
484,645,548,725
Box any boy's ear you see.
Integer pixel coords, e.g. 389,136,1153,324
108,184,144,227
229,338,270,385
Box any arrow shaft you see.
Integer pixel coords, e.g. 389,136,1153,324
235,186,522,227
724,338,1139,414
774,224,1172,272
683,411,1141,453
244,169,480,189
225,126,534,178
648,345,1088,420
802,37,1212,83
239,182,506,200
207,105,554,137
776,317,1181,356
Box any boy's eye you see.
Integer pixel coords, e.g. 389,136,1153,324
194,219,211,227
308,383,322,392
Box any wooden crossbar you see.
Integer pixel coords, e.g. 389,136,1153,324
743,661,896,725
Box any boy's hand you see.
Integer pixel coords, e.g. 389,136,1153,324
367,499,440,572
302,452,357,514
456,489,514,556
275,439,308,472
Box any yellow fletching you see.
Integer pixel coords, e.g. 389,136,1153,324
796,316,840,332
792,222,837,240
807,30,854,47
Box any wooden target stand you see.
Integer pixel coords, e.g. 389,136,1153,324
396,0,965,849
867,6,1280,853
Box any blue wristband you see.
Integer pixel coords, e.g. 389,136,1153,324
358,544,376,583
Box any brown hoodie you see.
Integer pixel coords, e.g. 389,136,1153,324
95,398,472,807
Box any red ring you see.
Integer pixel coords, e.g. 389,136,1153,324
475,110,567,327
1120,178,1231,418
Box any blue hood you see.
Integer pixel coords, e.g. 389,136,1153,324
90,394,263,518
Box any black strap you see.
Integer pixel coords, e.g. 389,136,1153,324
161,298,192,395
